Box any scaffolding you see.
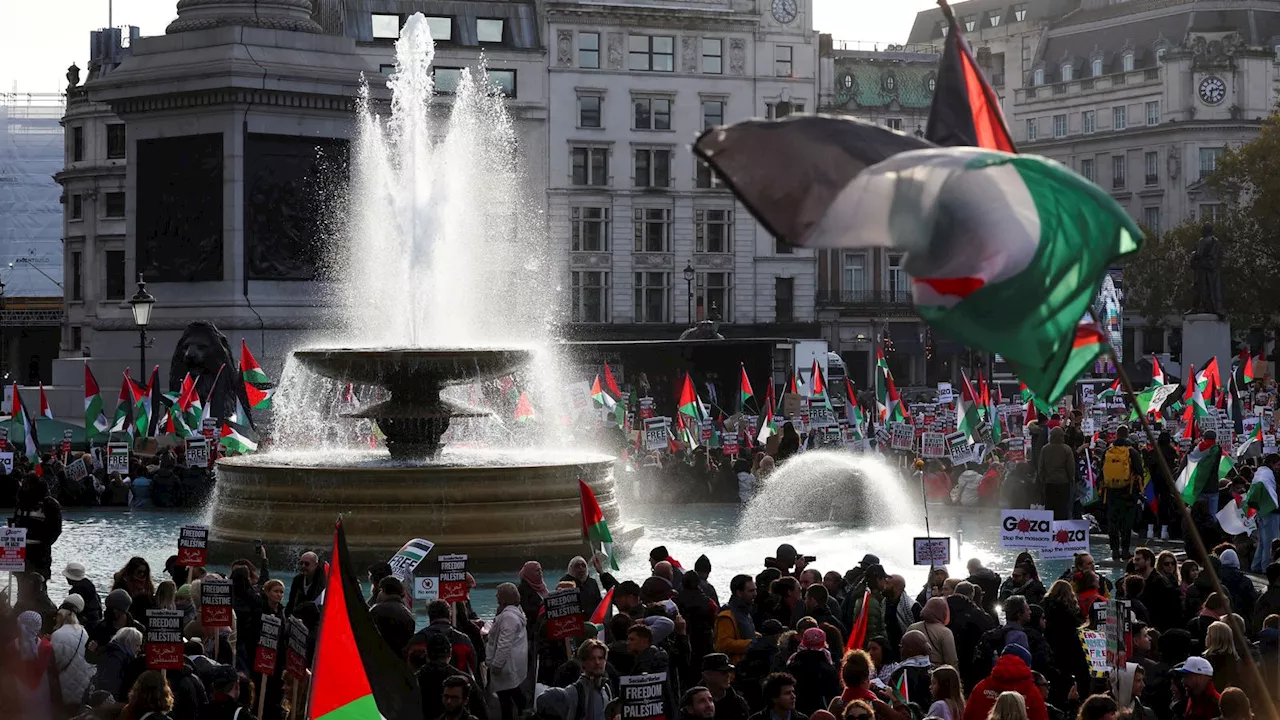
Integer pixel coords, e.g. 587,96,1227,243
0,91,65,306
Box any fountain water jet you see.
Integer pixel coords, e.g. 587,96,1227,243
739,451,920,534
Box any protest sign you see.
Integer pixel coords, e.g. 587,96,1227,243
913,537,951,566
1040,520,1090,559
643,417,669,452
638,397,655,419
937,382,954,403
62,429,73,458
177,525,209,566
285,617,309,679
0,451,12,476
1081,630,1108,676
999,508,1054,549
808,399,836,428
874,427,891,448
620,672,668,720
0,425,7,449
254,613,282,674
438,554,470,602
890,423,914,451
0,527,27,572
545,587,585,641
920,432,946,459
144,609,185,670
415,576,440,602
107,442,130,474
1005,436,1026,463
1106,598,1132,674
699,419,713,445
722,436,740,456
185,439,209,468
1266,434,1277,455
388,538,435,582
66,458,88,483
200,578,234,627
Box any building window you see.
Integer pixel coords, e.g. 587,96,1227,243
1143,206,1161,235
1199,204,1223,223
70,251,82,301
486,69,516,97
105,250,126,299
1061,63,1073,82
1026,118,1037,141
579,32,600,68
702,38,723,74
1082,110,1095,134
629,35,675,72
1112,155,1126,188
1092,58,1103,77
886,118,903,131
775,236,794,254
767,101,803,119
633,96,672,130
433,67,463,94
963,15,976,32
379,64,395,76
1032,68,1043,86
1122,53,1134,72
421,16,450,41
702,100,724,130
694,209,732,253
106,124,126,159
71,126,84,162
987,10,1002,27
775,277,795,322
1199,147,1224,179
571,271,610,322
372,13,401,39
634,148,671,188
1113,105,1126,130
633,271,670,323
695,159,725,189
1053,114,1067,138
697,272,733,322
633,208,671,251
70,194,83,220
1146,100,1159,126
1013,3,1027,21
570,146,609,186
939,23,948,38
842,252,866,298
775,45,793,77
476,18,503,43
887,254,908,301
578,95,602,128
1081,157,1094,182
1145,151,1159,185
104,192,125,218
571,207,610,251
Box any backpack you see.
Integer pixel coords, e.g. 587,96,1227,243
1102,445,1133,490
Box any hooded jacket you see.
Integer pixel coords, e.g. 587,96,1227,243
961,654,1049,720
1038,427,1077,485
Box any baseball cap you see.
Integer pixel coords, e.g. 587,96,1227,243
1175,656,1214,677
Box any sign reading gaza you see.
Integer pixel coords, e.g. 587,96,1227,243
999,509,1055,549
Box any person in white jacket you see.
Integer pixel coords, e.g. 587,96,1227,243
51,603,95,710
488,582,530,720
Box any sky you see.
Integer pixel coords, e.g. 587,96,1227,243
0,0,938,94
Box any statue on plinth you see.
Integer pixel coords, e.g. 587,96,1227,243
1191,222,1225,318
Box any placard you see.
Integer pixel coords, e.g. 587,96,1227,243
808,399,836,428
1040,519,1090,559
1266,434,1277,455
1005,436,1026,463
144,609,185,670
200,578,233,627
920,432,947,459
890,422,914,451
999,508,1054,549
178,524,209,566
1105,598,1131,674
874,427,891,448
285,617,309,679
415,576,440,602
61,429,72,458
722,436,740,456
620,672,668,720
438,553,470,603
254,613,282,674
185,439,209,468
0,451,13,476
107,442,130,475
388,538,435,582
66,458,88,483
545,587,585,640
699,418,713,445
1081,630,1108,675
937,382,954,403
945,432,972,464
0,527,28,572
643,417,669,452
0,425,7,450
913,537,951,566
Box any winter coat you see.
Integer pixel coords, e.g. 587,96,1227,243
68,578,104,626
169,658,209,720
91,640,137,702
946,595,995,691
952,470,983,507
196,695,253,720
285,572,325,615
633,645,676,719
785,650,840,716
561,573,605,620
1039,428,1077,484
967,567,1002,616
713,608,753,664
1218,563,1258,621
486,604,529,692
974,623,1052,678
51,623,95,706
417,660,488,720
961,655,1049,720
1140,571,1183,632
1041,601,1090,703
1254,580,1280,633
888,656,932,714
997,578,1047,606
407,619,479,676
906,620,958,667
369,595,416,659
845,590,885,647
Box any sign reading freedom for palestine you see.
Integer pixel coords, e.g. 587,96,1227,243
621,673,668,720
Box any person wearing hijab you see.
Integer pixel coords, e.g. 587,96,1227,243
906,597,958,667
518,560,548,623
9,610,55,719
562,555,604,617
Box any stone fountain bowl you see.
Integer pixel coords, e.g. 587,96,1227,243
292,347,532,387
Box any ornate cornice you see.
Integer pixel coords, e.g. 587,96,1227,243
545,3,758,33
104,87,357,116
92,315,325,331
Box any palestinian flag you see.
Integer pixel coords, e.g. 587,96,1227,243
1245,469,1279,516
695,122,1138,404
245,383,273,411
240,340,271,386
513,392,536,422
976,372,989,421
810,360,834,411
85,366,109,441
309,520,419,720
1238,350,1254,385
1175,443,1233,504
126,372,151,439
1181,374,1210,431
37,383,53,420
177,373,203,431
602,364,622,399
845,589,872,651
874,347,894,422
590,376,616,411
924,0,1015,153
111,373,134,436
579,479,619,570
1196,358,1221,403
891,671,910,705
757,384,777,444
1236,424,1264,460
739,364,755,411
678,373,701,422
1097,377,1122,402
956,371,983,444
1020,381,1053,415
12,384,41,472
1130,383,1179,422
1150,356,1166,387
218,423,258,454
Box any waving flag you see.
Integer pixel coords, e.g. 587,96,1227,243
37,383,53,420
1176,442,1233,504
12,384,41,473
1238,350,1255,385
845,589,872,651
513,392,536,422
757,383,778,444
925,0,1015,153
579,479,619,570
111,372,133,436
678,373,702,422
590,376,616,411
739,364,755,410
1245,469,1279,516
240,340,271,386
218,423,258,455
1150,356,1166,387
602,364,622,399
85,366,109,441
957,372,983,444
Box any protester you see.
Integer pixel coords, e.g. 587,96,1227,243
285,552,325,614
488,582,530,720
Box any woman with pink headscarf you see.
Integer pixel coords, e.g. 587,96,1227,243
517,560,548,623
906,597,958,667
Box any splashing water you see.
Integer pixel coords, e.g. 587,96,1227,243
739,450,922,532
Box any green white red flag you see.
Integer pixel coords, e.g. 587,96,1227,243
845,589,872,651
219,423,258,455
740,365,755,409
513,392,536,422
957,372,983,444
579,479,619,570
240,340,270,386
85,365,109,441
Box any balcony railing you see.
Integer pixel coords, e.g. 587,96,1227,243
818,289,914,307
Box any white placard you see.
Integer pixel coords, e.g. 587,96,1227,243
0,527,27,572
185,439,209,468
913,537,951,566
808,399,836,428
999,508,1055,549
1040,519,1090,559
66,458,88,482
1265,434,1277,455
414,576,440,602
0,451,13,475
107,442,130,475
921,431,947,458
643,417,669,452
890,422,914,451
937,382,954,404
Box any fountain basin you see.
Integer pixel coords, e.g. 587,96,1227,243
209,449,622,567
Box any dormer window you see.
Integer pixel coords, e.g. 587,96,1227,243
1013,3,1027,22
940,23,949,37
1033,68,1044,85
1092,58,1103,76
1122,52,1135,72
988,11,1002,27
964,15,976,32
1061,63,1073,82
884,74,897,92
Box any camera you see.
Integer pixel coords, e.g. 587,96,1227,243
803,555,817,563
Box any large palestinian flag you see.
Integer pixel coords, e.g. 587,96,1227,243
924,0,1015,152
309,520,420,720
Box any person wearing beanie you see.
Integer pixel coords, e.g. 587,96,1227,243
61,593,86,617
694,555,719,606
64,562,103,626
88,588,145,652
961,645,1049,720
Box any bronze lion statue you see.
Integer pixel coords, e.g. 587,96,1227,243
168,321,253,427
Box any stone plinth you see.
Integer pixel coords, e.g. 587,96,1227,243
1182,313,1231,376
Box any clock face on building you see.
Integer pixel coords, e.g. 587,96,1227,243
772,0,798,24
1199,75,1226,105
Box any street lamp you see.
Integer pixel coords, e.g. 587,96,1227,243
129,274,155,372
683,262,695,324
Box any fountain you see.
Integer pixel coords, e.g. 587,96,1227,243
209,14,622,565
739,451,920,531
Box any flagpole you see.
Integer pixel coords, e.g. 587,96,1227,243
1092,310,1275,718
936,0,959,26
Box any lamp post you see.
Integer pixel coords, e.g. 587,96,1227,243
0,276,6,380
129,274,155,373
683,262,695,324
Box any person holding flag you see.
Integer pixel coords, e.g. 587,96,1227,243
1247,453,1280,573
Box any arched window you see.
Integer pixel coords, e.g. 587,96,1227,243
1092,58,1103,76
1122,52,1134,72
1061,63,1073,81
1033,68,1044,85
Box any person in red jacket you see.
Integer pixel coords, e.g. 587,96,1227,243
961,644,1049,720
1172,656,1220,720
